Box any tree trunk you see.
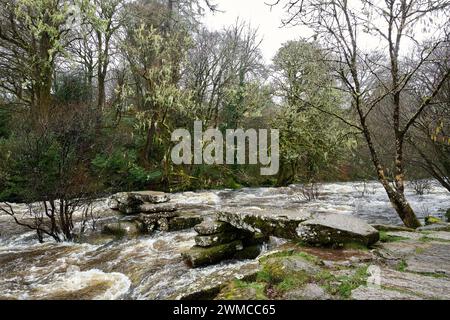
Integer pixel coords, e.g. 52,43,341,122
361,118,422,228
143,119,157,164
382,182,422,228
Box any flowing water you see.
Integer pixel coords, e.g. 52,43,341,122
0,181,449,300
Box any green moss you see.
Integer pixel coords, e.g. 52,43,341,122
259,249,320,265
419,236,434,243
425,216,443,226
219,280,267,300
255,251,319,294
396,259,408,272
379,231,408,243
319,266,369,299
415,247,425,254
275,272,310,292
342,242,370,250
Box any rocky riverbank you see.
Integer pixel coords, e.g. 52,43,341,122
178,224,450,300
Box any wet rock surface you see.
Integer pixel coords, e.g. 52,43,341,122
296,214,380,247
217,208,311,239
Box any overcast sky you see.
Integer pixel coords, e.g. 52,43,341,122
202,0,311,64
202,0,448,64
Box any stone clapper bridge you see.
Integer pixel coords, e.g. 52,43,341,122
106,191,380,268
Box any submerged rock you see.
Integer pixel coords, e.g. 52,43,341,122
102,221,143,237
182,240,243,268
296,214,379,247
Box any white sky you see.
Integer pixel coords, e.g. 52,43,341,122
202,0,311,63
202,0,448,64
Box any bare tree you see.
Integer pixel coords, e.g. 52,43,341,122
272,0,450,227
183,21,264,126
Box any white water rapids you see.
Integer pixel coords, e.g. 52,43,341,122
0,181,448,299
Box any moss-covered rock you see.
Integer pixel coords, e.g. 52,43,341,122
216,280,267,300
216,208,311,239
182,240,243,268
168,216,203,231
425,216,443,226
296,214,379,247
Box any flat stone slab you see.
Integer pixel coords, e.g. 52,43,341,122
371,224,414,232
386,230,450,242
386,231,423,241
194,220,235,235
284,283,332,300
405,242,450,275
139,203,178,214
351,286,421,300
424,231,450,241
168,215,203,232
217,207,311,239
417,223,450,232
379,268,450,299
296,214,379,247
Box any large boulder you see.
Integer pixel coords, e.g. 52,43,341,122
296,214,379,247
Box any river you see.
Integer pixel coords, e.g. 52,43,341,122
0,181,448,299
